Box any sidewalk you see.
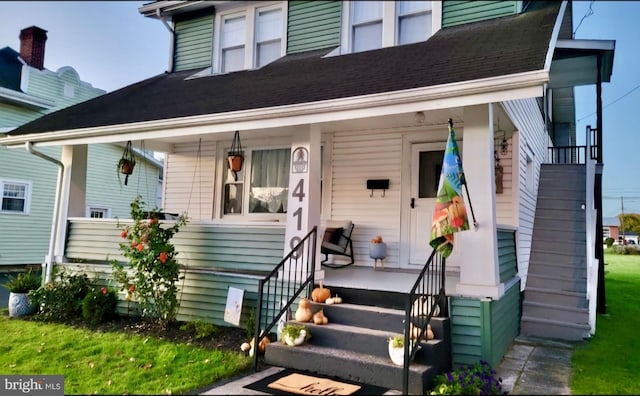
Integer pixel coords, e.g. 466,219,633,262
202,336,580,395
496,336,579,395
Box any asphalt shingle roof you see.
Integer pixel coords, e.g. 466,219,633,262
7,1,560,137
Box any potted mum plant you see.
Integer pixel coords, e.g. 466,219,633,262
281,323,311,347
3,269,41,317
388,334,420,366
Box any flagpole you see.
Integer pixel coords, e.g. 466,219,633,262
448,118,478,230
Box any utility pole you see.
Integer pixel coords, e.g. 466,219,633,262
621,196,626,242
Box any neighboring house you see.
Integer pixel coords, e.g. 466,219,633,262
603,216,619,241
0,26,161,269
0,2,615,393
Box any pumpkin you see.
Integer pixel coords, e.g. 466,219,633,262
312,281,331,303
313,310,329,325
240,342,251,352
371,235,383,243
295,298,313,322
249,336,270,357
333,294,343,304
325,297,335,305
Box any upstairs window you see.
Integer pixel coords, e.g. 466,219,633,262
1,179,31,214
342,1,436,53
215,2,285,73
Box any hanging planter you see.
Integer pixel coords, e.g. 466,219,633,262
227,130,244,180
118,141,136,186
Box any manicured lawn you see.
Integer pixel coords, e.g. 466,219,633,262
571,251,640,395
0,314,252,395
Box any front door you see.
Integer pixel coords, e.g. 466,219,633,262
408,143,445,266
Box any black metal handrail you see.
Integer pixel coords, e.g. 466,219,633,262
548,125,599,164
402,249,447,395
253,226,317,371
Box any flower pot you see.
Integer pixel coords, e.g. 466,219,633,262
120,160,135,175
369,242,386,259
227,155,243,172
284,329,307,346
8,292,35,317
388,340,419,366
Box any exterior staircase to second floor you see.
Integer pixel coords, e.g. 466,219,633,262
521,164,591,341
263,287,451,395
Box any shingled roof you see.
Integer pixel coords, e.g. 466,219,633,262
7,1,561,137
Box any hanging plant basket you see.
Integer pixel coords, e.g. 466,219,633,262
227,130,244,180
118,141,136,186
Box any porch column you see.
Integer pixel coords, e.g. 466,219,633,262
456,104,502,299
284,124,323,280
54,144,87,261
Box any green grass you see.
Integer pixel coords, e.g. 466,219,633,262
571,251,640,394
0,315,252,395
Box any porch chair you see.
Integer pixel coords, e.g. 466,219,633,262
320,220,355,269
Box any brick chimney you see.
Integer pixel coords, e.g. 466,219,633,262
19,26,48,70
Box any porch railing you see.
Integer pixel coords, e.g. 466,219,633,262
402,249,447,395
547,125,599,164
253,226,318,371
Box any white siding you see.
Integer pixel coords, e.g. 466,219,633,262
328,130,403,267
164,141,217,221
502,98,548,289
495,136,515,226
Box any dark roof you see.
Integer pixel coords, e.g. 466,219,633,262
0,47,23,91
8,2,561,136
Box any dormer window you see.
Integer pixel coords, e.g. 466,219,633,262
214,2,285,73
341,1,439,54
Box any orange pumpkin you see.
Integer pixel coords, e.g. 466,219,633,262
311,281,331,303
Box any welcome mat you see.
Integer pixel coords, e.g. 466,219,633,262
244,368,389,395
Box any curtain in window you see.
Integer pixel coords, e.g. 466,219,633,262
249,148,290,213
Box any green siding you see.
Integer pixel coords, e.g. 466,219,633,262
450,281,521,368
442,1,518,28
0,145,60,266
173,11,214,72
497,229,518,283
85,144,159,219
62,221,286,327
287,1,342,54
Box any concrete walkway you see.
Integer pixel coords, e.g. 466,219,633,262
202,336,580,395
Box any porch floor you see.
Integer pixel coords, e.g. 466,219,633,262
321,265,421,293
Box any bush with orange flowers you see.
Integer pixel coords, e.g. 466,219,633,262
112,196,188,326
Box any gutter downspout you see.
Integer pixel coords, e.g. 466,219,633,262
26,142,63,283
156,9,175,73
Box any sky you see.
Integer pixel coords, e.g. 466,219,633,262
0,1,638,217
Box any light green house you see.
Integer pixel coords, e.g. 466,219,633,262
0,26,161,269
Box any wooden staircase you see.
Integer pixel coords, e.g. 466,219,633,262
521,164,591,341
263,287,451,395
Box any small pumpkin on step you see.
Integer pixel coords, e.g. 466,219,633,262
311,281,331,303
294,298,313,322
313,309,329,325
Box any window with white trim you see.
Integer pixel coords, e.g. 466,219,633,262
87,206,111,219
215,2,285,73
342,1,434,53
1,179,31,214
223,147,291,218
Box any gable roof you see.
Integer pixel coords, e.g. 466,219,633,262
7,1,561,137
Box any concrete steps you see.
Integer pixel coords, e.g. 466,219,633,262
263,288,451,395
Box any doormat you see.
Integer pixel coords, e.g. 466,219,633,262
244,368,389,395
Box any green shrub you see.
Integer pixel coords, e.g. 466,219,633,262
430,360,504,395
30,270,91,322
3,269,41,293
81,286,118,325
605,237,615,248
180,320,219,339
613,245,640,255
245,308,256,340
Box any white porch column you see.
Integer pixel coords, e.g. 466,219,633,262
456,104,503,299
284,125,323,280
54,144,87,261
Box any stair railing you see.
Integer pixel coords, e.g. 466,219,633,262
402,249,447,395
253,226,317,371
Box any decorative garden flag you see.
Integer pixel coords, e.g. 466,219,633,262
429,122,470,258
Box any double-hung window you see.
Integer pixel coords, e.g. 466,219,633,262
215,2,285,73
223,147,291,218
1,179,31,214
343,1,436,53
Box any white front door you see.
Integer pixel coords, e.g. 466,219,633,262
408,143,445,266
